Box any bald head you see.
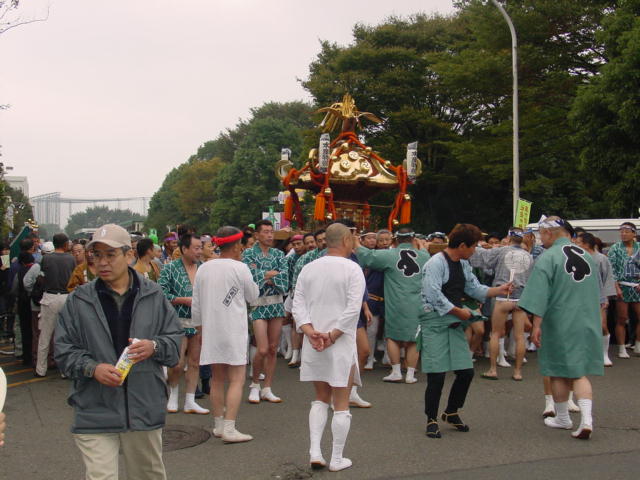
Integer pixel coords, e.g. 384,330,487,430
325,223,352,249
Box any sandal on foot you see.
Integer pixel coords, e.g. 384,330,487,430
441,411,470,432
425,419,441,438
481,373,498,380
511,375,523,381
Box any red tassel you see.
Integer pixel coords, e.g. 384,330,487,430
314,193,326,221
400,197,411,224
284,195,293,221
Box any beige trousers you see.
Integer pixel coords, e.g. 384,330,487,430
73,428,166,480
36,292,68,376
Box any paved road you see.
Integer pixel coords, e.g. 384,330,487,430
2,351,639,479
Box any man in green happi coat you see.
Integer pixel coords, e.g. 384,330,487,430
355,227,430,384
519,216,603,440
420,224,511,438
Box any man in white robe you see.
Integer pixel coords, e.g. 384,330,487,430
293,223,366,472
192,226,260,443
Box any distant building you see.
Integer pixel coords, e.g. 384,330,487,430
5,176,29,197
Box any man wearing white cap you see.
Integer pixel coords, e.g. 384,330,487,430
55,224,182,479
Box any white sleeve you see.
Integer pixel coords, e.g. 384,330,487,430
335,264,366,333
191,269,202,327
23,263,41,292
292,267,311,333
242,263,260,304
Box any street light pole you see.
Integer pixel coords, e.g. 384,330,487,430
490,0,519,223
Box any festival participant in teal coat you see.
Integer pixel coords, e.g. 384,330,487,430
519,216,603,440
420,224,511,438
355,227,430,384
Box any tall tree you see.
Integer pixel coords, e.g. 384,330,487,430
65,206,144,236
302,2,612,232
570,0,640,218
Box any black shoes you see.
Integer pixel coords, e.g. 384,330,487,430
441,411,470,432
425,419,441,438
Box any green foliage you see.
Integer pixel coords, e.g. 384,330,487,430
302,1,613,232
65,206,145,236
147,101,315,233
570,0,640,218
6,185,34,234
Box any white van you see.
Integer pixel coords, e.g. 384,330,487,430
526,218,640,245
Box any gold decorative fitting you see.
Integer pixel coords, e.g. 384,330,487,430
326,213,333,220
365,147,372,154
385,161,392,167
340,160,351,171
341,143,349,151
404,194,411,201
392,219,400,226
330,155,338,161
324,188,332,195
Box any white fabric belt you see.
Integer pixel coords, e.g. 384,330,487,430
250,294,283,307
619,281,639,288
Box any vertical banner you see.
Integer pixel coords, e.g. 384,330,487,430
406,141,418,183
318,133,330,173
514,198,532,228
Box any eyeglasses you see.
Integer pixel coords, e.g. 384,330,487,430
91,249,126,263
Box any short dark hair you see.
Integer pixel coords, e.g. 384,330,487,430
621,221,637,231
334,218,356,229
215,226,242,251
314,229,326,239
255,220,273,232
485,232,501,242
177,225,194,237
303,233,315,242
136,238,155,258
18,251,34,265
448,224,482,248
578,232,596,249
179,233,200,252
396,226,414,244
53,233,69,249
19,238,34,252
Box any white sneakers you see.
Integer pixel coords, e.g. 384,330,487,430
167,385,179,413
260,387,282,403
329,457,352,472
349,387,371,408
288,349,300,367
618,344,630,358
603,334,613,366
382,371,403,382
222,420,253,443
405,367,418,384
184,393,210,415
364,357,374,370
544,416,573,430
167,387,209,414
248,383,261,404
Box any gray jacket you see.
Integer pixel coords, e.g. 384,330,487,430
54,270,183,434
470,245,533,299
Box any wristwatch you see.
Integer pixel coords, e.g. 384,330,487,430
151,340,158,354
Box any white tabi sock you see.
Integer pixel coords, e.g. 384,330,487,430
635,341,640,353
391,363,401,376
603,334,612,365
555,401,570,423
281,324,291,355
330,410,352,464
577,398,593,427
309,401,329,458
406,367,416,381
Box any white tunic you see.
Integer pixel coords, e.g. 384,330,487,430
293,255,366,387
192,258,260,366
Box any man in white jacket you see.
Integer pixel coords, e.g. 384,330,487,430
293,223,366,472
192,226,260,443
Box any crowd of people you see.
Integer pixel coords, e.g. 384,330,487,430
1,216,639,478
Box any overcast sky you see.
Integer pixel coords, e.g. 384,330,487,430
1,0,455,201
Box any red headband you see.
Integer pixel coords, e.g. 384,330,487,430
213,232,243,246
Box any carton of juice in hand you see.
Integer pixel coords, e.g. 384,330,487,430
115,338,140,384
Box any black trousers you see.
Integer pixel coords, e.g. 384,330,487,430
424,368,474,420
17,298,33,366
